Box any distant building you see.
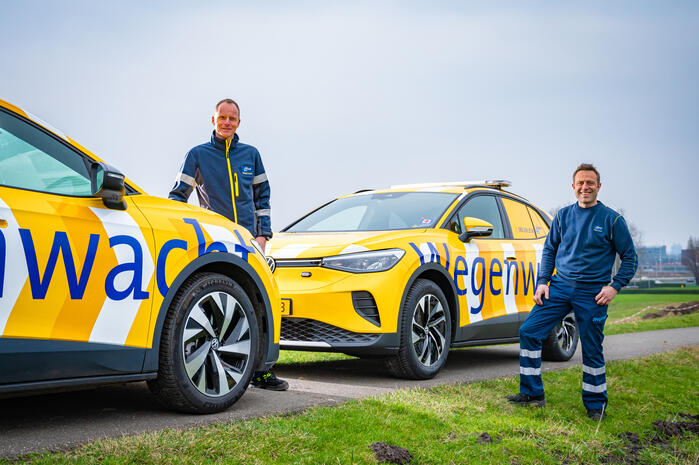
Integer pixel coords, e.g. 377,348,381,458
637,246,667,267
669,243,683,259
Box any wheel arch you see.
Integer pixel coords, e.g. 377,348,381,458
399,263,459,342
143,253,276,372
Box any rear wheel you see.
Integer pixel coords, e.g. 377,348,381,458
386,279,451,379
148,272,259,413
542,312,578,361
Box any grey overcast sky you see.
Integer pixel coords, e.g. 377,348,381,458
1,1,697,249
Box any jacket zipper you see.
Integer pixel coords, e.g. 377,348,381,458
225,138,238,223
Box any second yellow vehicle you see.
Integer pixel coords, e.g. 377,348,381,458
269,182,578,379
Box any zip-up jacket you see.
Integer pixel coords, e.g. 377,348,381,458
537,201,637,291
169,131,272,238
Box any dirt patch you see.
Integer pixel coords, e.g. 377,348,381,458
370,442,413,464
641,301,699,319
477,432,493,444
653,417,699,437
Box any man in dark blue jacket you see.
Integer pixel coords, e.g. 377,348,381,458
169,98,287,391
507,163,637,420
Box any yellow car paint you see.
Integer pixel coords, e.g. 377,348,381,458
0,99,280,353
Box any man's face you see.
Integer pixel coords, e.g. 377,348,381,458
572,170,601,207
212,102,240,140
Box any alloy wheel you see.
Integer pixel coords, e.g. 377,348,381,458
555,313,577,353
411,293,447,367
181,291,252,397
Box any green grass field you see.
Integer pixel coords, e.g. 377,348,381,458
11,347,698,464
605,292,699,335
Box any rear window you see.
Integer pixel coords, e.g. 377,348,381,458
502,198,536,239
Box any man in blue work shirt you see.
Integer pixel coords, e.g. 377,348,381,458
169,98,288,391
507,163,637,420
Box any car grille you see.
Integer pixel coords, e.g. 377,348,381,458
281,318,380,344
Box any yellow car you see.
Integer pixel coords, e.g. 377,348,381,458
0,99,280,413
269,182,578,379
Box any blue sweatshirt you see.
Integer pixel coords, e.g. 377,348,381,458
537,201,637,291
169,132,272,238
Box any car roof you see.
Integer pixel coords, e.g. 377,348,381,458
341,180,528,201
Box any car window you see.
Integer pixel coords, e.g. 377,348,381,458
454,195,505,239
527,206,549,238
286,192,459,232
502,197,536,239
306,205,367,231
0,110,91,196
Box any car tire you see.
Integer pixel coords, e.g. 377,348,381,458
148,272,259,414
541,311,578,361
386,279,452,380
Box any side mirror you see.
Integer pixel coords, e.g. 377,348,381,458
458,217,493,243
91,162,127,210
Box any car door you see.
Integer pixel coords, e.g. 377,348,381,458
499,197,548,328
446,193,520,341
0,108,155,384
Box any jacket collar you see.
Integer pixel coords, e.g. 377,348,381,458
211,131,239,150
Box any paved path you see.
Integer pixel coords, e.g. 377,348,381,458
1,327,697,458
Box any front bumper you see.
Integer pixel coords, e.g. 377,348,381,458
280,317,400,355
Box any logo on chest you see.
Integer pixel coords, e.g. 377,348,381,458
592,225,604,233
241,165,254,176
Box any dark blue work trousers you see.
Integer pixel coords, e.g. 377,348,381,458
519,279,608,411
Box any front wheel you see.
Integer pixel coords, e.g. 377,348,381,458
386,279,452,379
542,311,578,361
148,272,259,413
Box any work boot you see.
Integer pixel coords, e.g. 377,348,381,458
251,370,289,391
506,392,546,407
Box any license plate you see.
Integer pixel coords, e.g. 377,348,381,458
281,298,293,316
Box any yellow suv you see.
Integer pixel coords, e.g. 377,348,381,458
269,182,578,379
0,99,280,413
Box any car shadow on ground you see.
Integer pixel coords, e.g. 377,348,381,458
273,345,522,388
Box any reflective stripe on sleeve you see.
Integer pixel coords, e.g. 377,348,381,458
252,173,268,185
520,349,541,358
583,365,606,376
582,382,607,393
177,172,196,186
256,209,271,216
520,367,541,376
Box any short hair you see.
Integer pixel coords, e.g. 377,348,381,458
215,98,240,116
573,163,600,184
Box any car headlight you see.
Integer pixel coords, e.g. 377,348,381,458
250,238,275,272
321,249,405,273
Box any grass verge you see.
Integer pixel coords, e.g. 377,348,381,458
605,293,699,335
9,347,698,465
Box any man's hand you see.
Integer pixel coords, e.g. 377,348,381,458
255,236,267,253
595,286,617,306
533,284,549,306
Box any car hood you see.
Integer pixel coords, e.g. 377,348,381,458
268,230,427,259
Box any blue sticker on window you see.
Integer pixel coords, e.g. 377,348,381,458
241,165,254,176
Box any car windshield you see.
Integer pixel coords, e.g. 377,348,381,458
286,192,459,232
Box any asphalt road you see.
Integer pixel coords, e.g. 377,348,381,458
1,327,697,459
